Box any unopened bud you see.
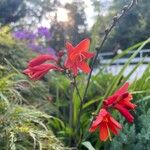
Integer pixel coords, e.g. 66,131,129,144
92,112,97,116
105,28,109,34
95,46,99,52
58,50,65,58
113,15,118,22
123,5,128,11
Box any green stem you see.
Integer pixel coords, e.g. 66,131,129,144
69,81,75,147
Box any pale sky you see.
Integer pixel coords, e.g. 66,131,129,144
59,0,96,29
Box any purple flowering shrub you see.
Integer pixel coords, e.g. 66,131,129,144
13,27,55,56
13,30,36,41
37,27,51,39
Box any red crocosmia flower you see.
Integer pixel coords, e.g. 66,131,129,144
89,108,122,141
65,38,95,76
23,64,63,80
28,54,57,67
103,83,136,123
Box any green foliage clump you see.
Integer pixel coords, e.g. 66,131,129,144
0,67,65,150
0,26,32,69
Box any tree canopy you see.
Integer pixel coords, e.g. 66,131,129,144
100,0,150,51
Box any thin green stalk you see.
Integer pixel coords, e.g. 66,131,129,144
69,81,75,147
73,77,82,102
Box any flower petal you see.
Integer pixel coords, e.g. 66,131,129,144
89,116,103,132
115,104,134,123
31,70,47,80
66,42,74,55
30,64,62,71
65,58,74,68
75,38,90,53
23,68,31,74
28,54,57,67
78,62,91,73
89,125,98,133
23,64,63,80
109,116,122,130
98,108,108,117
119,97,136,110
114,83,129,96
82,51,95,59
108,122,118,135
103,95,118,107
99,122,109,141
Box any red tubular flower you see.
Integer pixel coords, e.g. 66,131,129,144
23,64,63,80
103,83,136,123
28,54,57,67
89,108,122,141
65,38,95,76
23,54,63,80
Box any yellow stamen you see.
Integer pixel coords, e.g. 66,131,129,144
106,123,112,141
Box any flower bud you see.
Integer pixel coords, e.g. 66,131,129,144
113,15,118,22
58,50,65,58
105,28,109,34
123,5,128,11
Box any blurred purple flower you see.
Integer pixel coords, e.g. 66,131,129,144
45,47,56,55
28,43,43,53
13,27,55,56
37,27,51,39
13,30,36,41
28,43,56,56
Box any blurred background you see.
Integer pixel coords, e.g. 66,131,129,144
0,0,150,150
0,0,149,51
